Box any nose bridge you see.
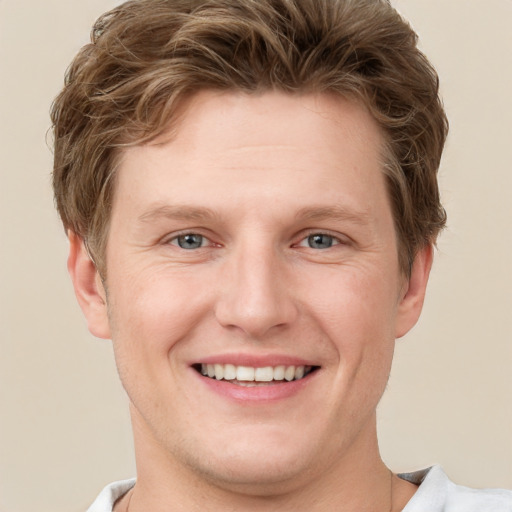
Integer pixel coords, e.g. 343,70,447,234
214,237,297,337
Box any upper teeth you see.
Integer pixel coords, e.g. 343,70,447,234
201,364,309,382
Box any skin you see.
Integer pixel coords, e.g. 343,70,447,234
69,91,431,511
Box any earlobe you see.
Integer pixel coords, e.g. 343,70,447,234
67,232,111,339
395,245,433,339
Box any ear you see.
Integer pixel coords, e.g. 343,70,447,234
395,245,433,339
67,232,111,339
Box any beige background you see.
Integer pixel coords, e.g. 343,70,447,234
1,0,511,510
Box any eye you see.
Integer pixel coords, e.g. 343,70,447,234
170,233,207,250
301,233,340,249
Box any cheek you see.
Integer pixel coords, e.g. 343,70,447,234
302,266,399,341
106,273,209,421
106,269,210,368
302,267,398,398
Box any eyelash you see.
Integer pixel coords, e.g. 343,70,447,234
296,233,343,249
168,233,212,250
166,231,345,251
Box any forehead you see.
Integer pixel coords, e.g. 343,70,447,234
152,91,382,163
113,90,390,228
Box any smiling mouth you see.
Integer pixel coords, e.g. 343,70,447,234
194,364,319,386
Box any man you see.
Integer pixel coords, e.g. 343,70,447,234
51,0,512,510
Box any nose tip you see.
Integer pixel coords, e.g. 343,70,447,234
215,301,291,339
214,251,298,339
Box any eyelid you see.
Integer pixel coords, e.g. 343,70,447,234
170,234,207,249
294,230,348,248
160,229,349,248
163,230,216,247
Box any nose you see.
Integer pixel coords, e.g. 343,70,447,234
214,241,298,339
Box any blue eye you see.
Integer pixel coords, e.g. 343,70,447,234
306,234,337,249
173,234,205,250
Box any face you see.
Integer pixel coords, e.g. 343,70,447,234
71,91,430,493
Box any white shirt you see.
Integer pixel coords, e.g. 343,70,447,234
86,466,512,511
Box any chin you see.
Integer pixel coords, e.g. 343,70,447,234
193,456,311,495
175,428,320,493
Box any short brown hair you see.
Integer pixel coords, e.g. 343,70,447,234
51,0,448,274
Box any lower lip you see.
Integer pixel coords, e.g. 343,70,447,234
194,370,318,403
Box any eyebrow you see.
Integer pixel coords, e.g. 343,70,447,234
137,204,370,226
294,205,371,225
138,204,218,224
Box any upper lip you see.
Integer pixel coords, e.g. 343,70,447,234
191,354,319,368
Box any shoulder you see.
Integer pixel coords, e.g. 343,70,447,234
86,478,136,512
400,466,512,512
